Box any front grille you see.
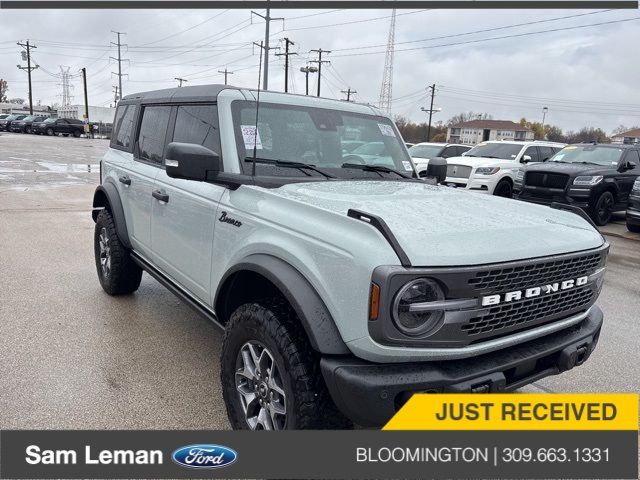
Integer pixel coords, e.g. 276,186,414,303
462,286,593,336
447,164,472,179
468,252,602,294
525,172,569,189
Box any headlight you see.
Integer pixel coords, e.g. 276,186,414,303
393,278,445,336
573,175,603,186
515,169,524,181
475,166,501,175
632,179,640,195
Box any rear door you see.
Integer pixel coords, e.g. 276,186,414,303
616,149,640,203
151,103,226,303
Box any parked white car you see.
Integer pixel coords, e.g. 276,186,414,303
444,140,565,197
408,142,471,176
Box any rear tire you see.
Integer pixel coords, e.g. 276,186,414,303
46,127,54,136
493,179,513,198
73,130,81,138
25,126,31,134
94,209,142,295
221,301,352,430
591,191,614,226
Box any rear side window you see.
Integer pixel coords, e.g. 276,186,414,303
172,104,221,154
456,146,470,156
538,146,554,161
113,105,136,149
137,105,171,164
524,146,541,162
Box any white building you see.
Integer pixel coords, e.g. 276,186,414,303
447,120,535,145
0,102,53,117
611,128,640,144
57,105,116,124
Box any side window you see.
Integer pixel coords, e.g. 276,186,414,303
137,105,171,164
626,150,640,168
538,146,554,161
523,146,541,163
172,104,221,155
456,146,471,156
441,146,456,158
114,105,136,149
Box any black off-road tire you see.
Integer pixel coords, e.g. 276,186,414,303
221,301,352,430
590,191,615,226
94,209,142,295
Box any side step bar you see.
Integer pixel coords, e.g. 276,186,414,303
130,252,224,332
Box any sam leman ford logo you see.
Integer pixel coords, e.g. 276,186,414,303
172,444,237,469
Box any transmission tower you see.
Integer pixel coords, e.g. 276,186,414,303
378,9,396,114
59,66,73,106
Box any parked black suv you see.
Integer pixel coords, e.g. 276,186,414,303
626,178,640,232
0,114,28,132
9,115,47,133
39,117,85,137
515,143,640,225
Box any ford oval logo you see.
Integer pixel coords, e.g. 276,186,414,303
172,444,237,469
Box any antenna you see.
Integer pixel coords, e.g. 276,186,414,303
252,41,264,177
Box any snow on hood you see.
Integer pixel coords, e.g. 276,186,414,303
264,180,604,267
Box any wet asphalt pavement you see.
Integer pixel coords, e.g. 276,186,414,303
0,132,638,429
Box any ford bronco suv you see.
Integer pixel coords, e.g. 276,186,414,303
92,85,608,429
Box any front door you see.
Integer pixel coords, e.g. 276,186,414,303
151,104,226,303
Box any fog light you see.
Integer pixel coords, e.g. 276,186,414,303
393,278,445,336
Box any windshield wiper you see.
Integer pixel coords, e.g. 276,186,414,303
341,163,410,178
244,158,335,178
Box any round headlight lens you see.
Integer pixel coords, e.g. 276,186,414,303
393,278,445,336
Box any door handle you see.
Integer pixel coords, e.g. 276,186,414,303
152,189,169,203
118,175,131,186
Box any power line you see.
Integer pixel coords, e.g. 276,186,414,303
136,10,230,47
217,68,234,85
309,48,331,97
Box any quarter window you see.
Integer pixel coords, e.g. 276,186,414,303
114,105,136,149
137,106,171,164
172,105,221,155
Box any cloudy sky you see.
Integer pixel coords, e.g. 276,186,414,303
1,6,639,133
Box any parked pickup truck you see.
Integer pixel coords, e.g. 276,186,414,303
92,85,608,429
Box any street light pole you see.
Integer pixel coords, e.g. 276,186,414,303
299,65,317,96
541,106,549,139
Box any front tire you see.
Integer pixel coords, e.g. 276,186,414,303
73,130,81,138
94,209,142,295
46,127,54,136
591,191,614,226
627,220,640,233
493,179,513,198
25,126,31,134
221,301,351,430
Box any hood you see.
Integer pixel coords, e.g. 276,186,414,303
525,161,612,177
446,156,517,168
263,180,604,267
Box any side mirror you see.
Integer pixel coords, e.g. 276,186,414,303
521,155,532,163
425,157,447,184
165,142,221,181
627,160,637,170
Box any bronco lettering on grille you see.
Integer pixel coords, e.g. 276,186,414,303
481,276,589,306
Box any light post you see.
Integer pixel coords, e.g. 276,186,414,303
541,106,549,139
300,65,318,96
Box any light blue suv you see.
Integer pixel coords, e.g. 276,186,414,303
92,85,608,429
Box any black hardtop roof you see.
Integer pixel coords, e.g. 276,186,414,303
120,84,241,104
571,143,638,149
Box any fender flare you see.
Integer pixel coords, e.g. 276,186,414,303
92,179,132,249
215,254,350,355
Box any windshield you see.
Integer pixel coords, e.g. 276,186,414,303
549,145,624,166
22,116,34,121
408,144,444,158
43,118,56,124
232,100,413,178
465,142,523,160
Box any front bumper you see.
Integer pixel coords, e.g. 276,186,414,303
517,186,592,209
321,306,603,427
444,175,496,193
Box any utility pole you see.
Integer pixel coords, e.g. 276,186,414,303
310,49,331,97
81,68,89,122
112,85,119,105
299,65,317,96
541,106,549,139
17,40,38,115
275,38,296,93
110,31,128,102
217,68,234,85
174,77,188,87
341,87,356,102
421,84,437,141
252,8,284,90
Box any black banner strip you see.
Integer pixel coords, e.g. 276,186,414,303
0,1,638,9
1,430,637,479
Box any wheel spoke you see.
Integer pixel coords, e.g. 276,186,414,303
257,406,274,430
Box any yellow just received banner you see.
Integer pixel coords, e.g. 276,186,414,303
384,394,639,431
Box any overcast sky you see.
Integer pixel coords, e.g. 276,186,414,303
1,7,638,133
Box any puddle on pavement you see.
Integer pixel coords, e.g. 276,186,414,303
36,161,99,173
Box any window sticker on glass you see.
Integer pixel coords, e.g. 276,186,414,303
241,125,262,149
402,160,413,171
378,123,395,137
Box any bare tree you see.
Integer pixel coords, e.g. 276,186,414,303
0,79,7,103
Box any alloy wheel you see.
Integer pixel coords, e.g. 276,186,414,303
235,341,287,430
98,228,111,278
597,194,614,224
